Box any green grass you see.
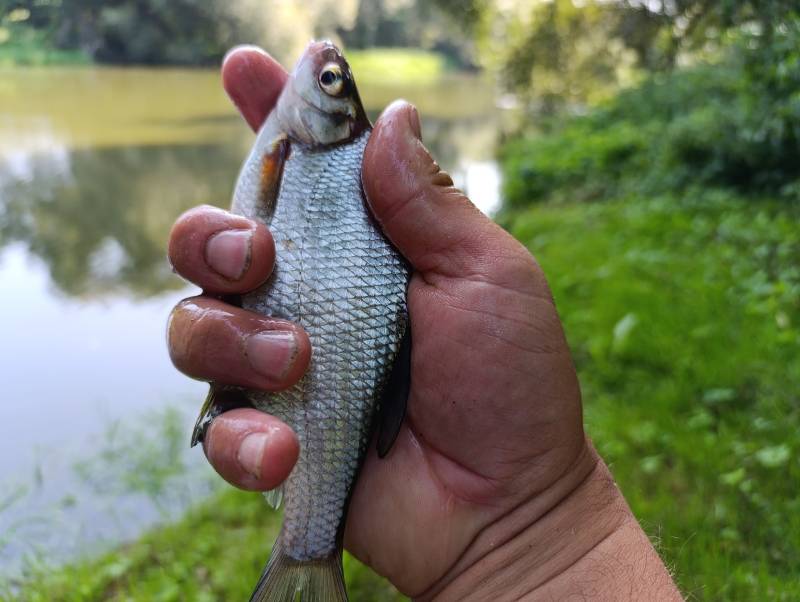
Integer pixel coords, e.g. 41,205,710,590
508,192,800,600
1,488,404,601
7,191,797,601
346,48,449,84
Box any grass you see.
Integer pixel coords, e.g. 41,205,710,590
346,48,449,84
6,191,797,600
507,192,800,600
1,488,404,601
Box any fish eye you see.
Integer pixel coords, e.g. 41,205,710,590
318,63,344,96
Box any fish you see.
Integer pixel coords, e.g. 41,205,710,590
190,41,411,601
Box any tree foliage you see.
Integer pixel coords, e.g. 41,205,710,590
0,0,249,64
501,11,800,208
0,0,475,66
429,0,800,113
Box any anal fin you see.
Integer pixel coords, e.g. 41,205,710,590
190,384,252,447
263,485,284,510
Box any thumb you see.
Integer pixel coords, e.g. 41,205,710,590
363,100,511,278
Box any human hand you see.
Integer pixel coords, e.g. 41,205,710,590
167,46,681,600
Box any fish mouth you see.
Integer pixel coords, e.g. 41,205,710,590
307,100,357,121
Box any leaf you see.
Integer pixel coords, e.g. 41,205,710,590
720,467,745,486
640,455,663,474
612,312,638,353
702,388,736,405
754,444,791,468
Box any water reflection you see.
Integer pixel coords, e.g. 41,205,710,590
0,143,241,296
0,118,500,298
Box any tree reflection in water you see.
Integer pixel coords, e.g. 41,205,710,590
0,143,240,297
0,112,500,299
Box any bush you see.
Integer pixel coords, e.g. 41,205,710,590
501,22,800,209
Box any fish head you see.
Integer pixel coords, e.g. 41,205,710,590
277,40,370,147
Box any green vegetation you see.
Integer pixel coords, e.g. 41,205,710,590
0,20,88,66
511,194,800,600
502,28,800,209
0,1,473,68
346,48,448,84
2,489,404,601
495,10,800,597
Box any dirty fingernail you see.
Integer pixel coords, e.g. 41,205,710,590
238,432,268,479
246,330,298,380
206,229,252,280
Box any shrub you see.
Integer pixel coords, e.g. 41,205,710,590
501,21,800,209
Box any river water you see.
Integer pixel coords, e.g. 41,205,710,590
0,66,503,575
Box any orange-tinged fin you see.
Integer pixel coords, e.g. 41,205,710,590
250,538,347,602
259,134,290,212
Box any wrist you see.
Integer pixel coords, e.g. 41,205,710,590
419,442,681,601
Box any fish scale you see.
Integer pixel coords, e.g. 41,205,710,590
237,130,408,562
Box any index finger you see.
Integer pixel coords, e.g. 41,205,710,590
222,45,288,132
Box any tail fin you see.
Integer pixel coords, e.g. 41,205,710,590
250,538,347,602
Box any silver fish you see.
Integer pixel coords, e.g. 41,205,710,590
191,41,410,601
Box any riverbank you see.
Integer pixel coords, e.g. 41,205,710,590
5,487,404,601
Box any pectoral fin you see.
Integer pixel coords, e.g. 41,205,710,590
377,328,412,458
259,134,290,214
190,384,252,447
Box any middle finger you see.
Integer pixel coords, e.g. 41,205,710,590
168,297,312,391
169,205,275,295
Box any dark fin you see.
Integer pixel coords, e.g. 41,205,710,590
250,538,347,602
259,134,290,213
190,384,251,447
377,328,411,458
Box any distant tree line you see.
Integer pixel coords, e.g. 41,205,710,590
490,1,800,204
430,0,800,111
0,0,475,67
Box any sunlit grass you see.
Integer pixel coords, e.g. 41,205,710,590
346,48,449,84
508,193,800,600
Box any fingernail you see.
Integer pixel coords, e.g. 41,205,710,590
246,330,298,380
205,229,252,280
238,432,268,479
